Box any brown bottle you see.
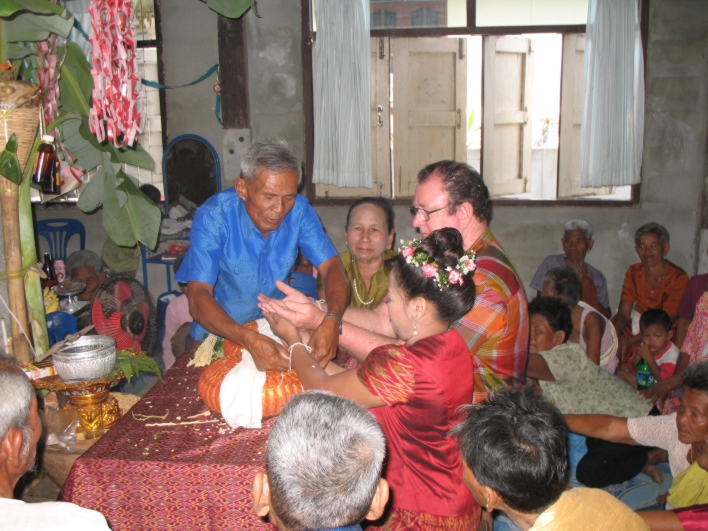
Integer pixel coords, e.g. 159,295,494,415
42,157,62,195
41,253,58,288
32,135,56,186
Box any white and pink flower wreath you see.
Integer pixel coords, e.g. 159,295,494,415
399,239,476,291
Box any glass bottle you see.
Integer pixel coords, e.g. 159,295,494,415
32,135,56,186
635,358,656,390
42,253,58,288
42,158,61,195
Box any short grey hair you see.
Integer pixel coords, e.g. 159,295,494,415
266,391,386,531
635,222,670,247
543,267,581,306
240,138,301,183
0,361,35,459
563,219,593,241
682,361,708,393
66,250,102,275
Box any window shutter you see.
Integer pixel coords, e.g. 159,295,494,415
482,36,534,197
392,37,467,198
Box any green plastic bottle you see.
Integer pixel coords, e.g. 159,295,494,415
635,358,656,390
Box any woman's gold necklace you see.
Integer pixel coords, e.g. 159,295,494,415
352,279,375,307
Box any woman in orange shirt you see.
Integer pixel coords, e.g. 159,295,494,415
614,222,688,365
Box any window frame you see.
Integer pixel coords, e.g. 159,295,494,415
300,0,649,207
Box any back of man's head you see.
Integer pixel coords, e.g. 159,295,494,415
257,391,387,531
0,359,35,463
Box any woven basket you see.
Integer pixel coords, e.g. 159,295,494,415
198,333,303,418
0,106,40,172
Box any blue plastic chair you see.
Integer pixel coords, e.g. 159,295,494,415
36,219,86,261
46,311,77,346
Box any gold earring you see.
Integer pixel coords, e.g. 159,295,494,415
413,320,418,336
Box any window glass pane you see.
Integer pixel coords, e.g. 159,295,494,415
370,0,467,29
476,0,588,27
133,0,157,41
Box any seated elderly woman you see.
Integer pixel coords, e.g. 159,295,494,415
526,297,651,419
639,436,708,531
567,362,708,507
66,250,106,302
317,197,396,309
615,222,689,364
531,219,610,317
263,228,481,529
253,391,388,531
527,297,657,488
450,387,649,531
541,267,619,373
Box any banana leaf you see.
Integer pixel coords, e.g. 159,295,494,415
18,139,49,356
4,42,33,59
0,0,68,17
4,11,73,39
57,42,92,116
0,133,22,184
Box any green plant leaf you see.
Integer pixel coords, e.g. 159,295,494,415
57,117,102,172
77,117,154,170
0,134,22,184
116,169,161,249
119,359,133,382
76,163,104,211
57,42,92,117
0,0,68,17
203,0,256,18
100,154,135,246
4,11,73,42
5,43,33,59
113,142,155,170
46,111,80,133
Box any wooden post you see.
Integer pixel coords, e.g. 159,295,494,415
0,176,31,363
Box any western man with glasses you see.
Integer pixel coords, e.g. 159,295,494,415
259,161,528,403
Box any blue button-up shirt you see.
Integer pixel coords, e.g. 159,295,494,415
175,188,337,340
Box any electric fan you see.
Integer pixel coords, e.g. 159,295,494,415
88,275,157,353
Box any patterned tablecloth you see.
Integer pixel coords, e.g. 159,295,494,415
61,349,278,531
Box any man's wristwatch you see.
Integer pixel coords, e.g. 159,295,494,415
324,312,343,334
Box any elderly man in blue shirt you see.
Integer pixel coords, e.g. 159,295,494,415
175,139,349,371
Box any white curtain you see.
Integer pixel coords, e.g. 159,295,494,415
312,0,371,188
580,0,644,187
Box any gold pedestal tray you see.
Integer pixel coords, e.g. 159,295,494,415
33,373,123,439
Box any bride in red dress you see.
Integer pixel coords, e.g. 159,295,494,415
263,228,481,531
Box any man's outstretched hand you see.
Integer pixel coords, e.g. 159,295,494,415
258,280,325,330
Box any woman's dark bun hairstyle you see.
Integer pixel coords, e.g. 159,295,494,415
387,228,476,322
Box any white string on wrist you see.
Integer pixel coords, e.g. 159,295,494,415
314,299,325,311
288,342,313,371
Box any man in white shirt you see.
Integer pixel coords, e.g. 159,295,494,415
0,357,111,530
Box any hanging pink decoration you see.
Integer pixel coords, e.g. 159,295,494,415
37,30,85,187
88,0,142,148
36,33,61,125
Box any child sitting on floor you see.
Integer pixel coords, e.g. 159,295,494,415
618,309,679,387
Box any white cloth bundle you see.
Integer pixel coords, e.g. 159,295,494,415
219,319,282,429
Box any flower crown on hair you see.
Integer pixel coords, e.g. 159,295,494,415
399,239,476,291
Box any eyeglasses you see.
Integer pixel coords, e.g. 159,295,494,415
409,203,454,221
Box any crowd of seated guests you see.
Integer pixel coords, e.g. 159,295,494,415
27,161,708,530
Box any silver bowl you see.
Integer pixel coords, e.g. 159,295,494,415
53,336,117,382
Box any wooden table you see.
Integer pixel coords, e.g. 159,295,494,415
61,350,277,530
